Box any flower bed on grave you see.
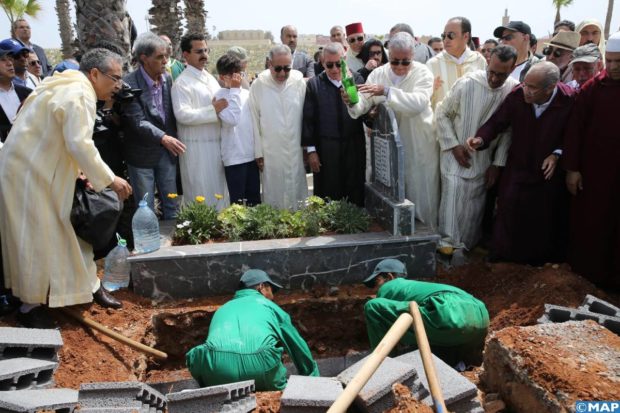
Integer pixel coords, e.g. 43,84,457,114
172,195,372,245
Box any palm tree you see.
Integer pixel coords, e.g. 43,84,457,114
55,0,74,59
0,0,41,37
183,0,206,36
149,0,182,56
552,0,575,26
74,0,132,71
604,0,614,39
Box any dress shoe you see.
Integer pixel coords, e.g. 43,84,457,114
0,294,20,316
16,307,56,329
93,286,122,309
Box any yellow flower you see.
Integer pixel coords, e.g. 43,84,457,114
167,193,178,199
195,196,206,203
214,193,224,200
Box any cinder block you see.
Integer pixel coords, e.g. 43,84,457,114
0,358,57,391
166,380,255,413
537,304,620,335
280,375,343,413
286,357,345,378
395,350,477,407
448,397,484,413
344,351,370,369
78,382,165,410
0,388,77,412
146,379,200,396
0,327,63,361
337,356,417,413
580,294,620,318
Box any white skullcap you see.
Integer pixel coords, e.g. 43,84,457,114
607,31,620,53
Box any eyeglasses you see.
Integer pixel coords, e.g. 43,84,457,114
273,65,292,73
487,69,509,80
499,34,516,42
369,50,383,56
441,32,458,40
100,70,123,83
192,48,211,55
347,36,364,44
390,59,411,66
543,47,568,58
28,60,41,66
324,61,342,69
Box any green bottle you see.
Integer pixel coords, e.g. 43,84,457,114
340,57,359,104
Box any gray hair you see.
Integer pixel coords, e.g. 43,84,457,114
528,61,561,88
390,23,414,37
269,44,291,60
132,32,168,63
227,46,248,62
322,42,345,57
389,32,415,55
79,48,122,74
330,25,345,34
490,44,518,64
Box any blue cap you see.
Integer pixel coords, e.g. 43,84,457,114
0,39,31,56
53,59,79,73
363,259,407,287
240,269,283,292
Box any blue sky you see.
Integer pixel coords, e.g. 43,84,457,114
2,0,618,48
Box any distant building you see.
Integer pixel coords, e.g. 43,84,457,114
218,30,265,41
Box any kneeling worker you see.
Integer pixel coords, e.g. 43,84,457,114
186,269,319,390
363,259,489,365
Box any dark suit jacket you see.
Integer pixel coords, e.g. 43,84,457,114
0,85,32,142
121,68,177,168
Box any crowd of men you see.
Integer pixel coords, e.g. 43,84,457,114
0,15,618,389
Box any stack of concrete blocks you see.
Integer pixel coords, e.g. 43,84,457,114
166,380,255,413
285,351,370,378
0,327,78,413
336,356,427,413
78,382,166,413
280,376,343,412
395,351,483,413
537,294,620,335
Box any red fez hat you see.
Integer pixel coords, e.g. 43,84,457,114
345,22,364,36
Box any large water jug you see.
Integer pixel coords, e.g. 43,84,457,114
103,233,131,291
132,193,160,254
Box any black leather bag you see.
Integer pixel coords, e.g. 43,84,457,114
71,179,123,250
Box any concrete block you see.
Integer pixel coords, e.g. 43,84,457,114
280,376,343,412
448,397,484,413
78,382,165,409
580,294,620,317
395,350,477,406
79,409,152,413
0,327,63,361
537,304,620,335
344,350,370,369
337,356,417,413
0,388,77,412
166,380,255,413
286,357,345,378
146,379,200,396
0,358,57,391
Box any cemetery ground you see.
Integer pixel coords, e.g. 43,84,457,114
2,256,618,412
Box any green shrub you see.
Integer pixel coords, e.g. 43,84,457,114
218,204,250,241
174,202,220,244
323,200,371,234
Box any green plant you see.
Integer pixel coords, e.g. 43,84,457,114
218,203,250,241
174,201,220,244
246,203,281,239
323,200,371,234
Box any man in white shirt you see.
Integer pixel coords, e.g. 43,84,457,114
494,21,539,81
171,33,229,209
0,39,36,89
249,45,308,210
0,48,32,142
215,54,260,206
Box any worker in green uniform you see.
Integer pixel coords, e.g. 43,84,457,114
186,269,319,390
363,259,489,365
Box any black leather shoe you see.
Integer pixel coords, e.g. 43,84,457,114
93,286,122,309
0,294,20,316
16,307,56,329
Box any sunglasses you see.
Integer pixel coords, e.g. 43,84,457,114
441,32,458,40
390,59,411,66
499,34,516,42
347,36,364,43
273,65,292,73
29,60,41,66
324,61,342,69
543,47,568,58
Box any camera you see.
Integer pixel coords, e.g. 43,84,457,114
94,81,142,134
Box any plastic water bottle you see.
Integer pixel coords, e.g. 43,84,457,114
103,233,131,291
132,193,160,254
